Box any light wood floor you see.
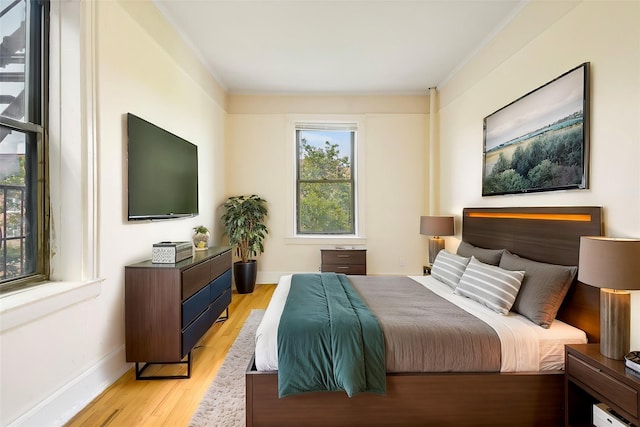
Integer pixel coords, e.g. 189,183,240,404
65,284,275,427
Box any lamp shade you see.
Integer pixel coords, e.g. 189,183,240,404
420,216,454,237
578,236,640,290
578,236,640,360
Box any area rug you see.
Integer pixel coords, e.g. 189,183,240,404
189,309,265,427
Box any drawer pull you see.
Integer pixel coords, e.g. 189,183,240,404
337,255,350,258
582,363,602,373
337,266,350,269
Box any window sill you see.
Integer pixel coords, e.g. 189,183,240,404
0,279,103,333
284,235,367,246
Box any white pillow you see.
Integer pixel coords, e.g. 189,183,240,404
455,257,525,314
431,251,471,289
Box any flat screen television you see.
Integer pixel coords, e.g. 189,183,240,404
127,113,199,220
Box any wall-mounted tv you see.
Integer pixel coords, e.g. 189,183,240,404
127,113,199,220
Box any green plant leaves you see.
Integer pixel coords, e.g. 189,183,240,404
221,195,269,263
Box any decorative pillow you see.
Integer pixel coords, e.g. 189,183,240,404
456,241,504,266
430,251,471,289
455,257,525,315
499,251,577,328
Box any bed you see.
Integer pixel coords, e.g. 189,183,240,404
245,206,603,426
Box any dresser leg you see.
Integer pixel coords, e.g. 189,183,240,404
134,352,191,380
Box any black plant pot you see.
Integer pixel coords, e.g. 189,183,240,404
234,260,257,294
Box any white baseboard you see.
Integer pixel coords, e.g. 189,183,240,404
9,345,130,427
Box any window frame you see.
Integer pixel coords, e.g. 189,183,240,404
0,0,50,293
294,122,358,236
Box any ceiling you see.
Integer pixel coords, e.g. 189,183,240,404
153,0,527,95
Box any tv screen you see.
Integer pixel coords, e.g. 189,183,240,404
127,113,199,220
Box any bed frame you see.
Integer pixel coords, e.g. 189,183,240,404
245,206,603,426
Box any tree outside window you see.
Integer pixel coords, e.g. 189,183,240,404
296,125,356,235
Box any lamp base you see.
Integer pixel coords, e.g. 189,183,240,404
600,288,631,360
428,237,445,265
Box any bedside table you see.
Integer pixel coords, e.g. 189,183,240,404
565,343,640,426
320,249,366,275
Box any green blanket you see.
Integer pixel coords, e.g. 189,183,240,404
277,273,386,398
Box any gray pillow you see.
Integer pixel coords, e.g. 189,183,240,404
456,241,504,265
455,257,525,315
499,251,577,328
431,250,471,289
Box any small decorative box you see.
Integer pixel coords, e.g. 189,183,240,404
152,241,192,264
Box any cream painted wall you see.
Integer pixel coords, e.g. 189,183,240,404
437,1,640,348
3,0,638,424
0,2,227,425
95,0,228,361
225,97,429,281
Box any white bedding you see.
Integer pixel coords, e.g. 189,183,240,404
254,274,587,372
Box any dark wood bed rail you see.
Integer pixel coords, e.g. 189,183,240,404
247,356,565,427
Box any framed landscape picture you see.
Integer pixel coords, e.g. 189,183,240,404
482,62,590,196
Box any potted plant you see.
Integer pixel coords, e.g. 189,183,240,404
192,225,210,250
220,195,269,293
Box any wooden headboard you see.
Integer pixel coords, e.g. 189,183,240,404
462,206,603,343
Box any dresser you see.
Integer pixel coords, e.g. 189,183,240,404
320,248,366,275
125,246,232,379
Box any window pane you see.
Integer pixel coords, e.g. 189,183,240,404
0,0,27,121
0,0,45,291
296,126,356,235
298,130,352,180
298,182,353,234
0,126,36,282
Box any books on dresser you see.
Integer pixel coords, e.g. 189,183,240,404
625,351,640,375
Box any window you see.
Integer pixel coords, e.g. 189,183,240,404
0,0,49,291
295,123,356,235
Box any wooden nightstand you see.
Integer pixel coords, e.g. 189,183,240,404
320,249,366,275
565,343,640,426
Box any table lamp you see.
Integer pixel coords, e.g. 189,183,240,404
578,236,640,360
420,216,454,265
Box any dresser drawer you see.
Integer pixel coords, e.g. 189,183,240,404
182,307,212,357
182,258,212,300
210,289,232,323
210,269,232,300
211,250,232,279
182,284,210,328
567,353,638,418
321,250,366,265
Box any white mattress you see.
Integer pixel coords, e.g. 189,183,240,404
254,274,587,372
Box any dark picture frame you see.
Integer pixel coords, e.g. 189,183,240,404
482,62,590,196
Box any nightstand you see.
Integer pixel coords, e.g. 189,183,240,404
320,249,366,275
565,343,640,426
